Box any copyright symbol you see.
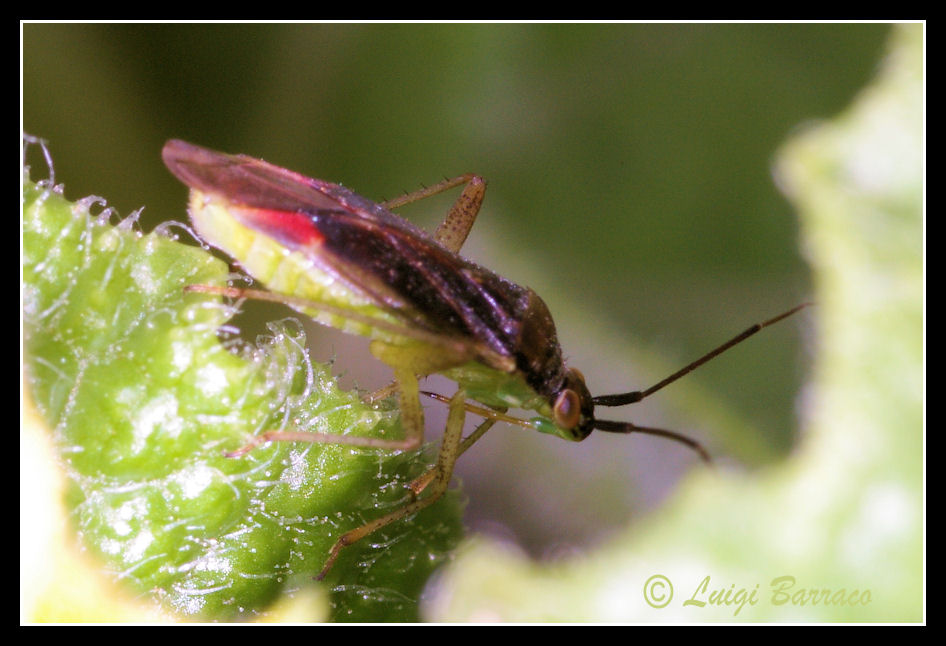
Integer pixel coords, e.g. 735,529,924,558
643,574,673,608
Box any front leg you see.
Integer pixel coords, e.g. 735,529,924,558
316,387,469,580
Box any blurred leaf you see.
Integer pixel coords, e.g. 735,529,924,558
424,24,923,623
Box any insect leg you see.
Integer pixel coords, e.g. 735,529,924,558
316,387,469,580
379,174,487,254
390,365,425,450
362,381,399,404
224,365,425,456
432,175,486,254
406,414,500,497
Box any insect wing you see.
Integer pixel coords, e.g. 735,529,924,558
162,139,421,234
163,141,527,366
292,211,530,354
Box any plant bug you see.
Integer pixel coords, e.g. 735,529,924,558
162,139,809,580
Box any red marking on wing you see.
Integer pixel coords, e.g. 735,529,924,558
231,206,325,249
162,140,527,365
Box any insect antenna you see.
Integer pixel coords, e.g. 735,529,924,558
593,419,713,463
592,302,811,407
591,303,812,463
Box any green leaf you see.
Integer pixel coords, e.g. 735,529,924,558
22,147,463,622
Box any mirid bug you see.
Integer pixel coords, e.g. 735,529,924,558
162,140,808,580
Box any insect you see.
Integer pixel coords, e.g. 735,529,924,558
162,139,809,580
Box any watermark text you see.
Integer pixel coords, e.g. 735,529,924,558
644,574,872,616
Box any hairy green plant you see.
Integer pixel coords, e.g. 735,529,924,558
22,147,463,622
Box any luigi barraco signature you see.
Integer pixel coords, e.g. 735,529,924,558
640,574,871,617
685,575,872,616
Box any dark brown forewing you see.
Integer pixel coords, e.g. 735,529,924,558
163,140,530,368
242,204,533,367
163,139,428,237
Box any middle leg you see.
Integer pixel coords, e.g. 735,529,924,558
315,387,470,580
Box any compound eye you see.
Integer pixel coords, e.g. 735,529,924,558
553,389,582,431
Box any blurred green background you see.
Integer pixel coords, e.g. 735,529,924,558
23,23,891,565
